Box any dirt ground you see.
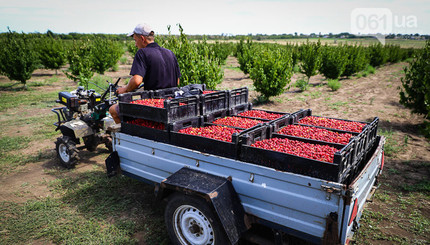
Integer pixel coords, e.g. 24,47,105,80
0,56,429,244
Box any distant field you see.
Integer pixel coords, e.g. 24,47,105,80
207,38,426,48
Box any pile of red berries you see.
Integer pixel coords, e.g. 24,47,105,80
238,110,284,120
212,116,263,129
299,116,366,133
202,90,216,94
278,125,352,145
131,98,165,108
178,125,241,142
251,137,338,163
128,118,165,130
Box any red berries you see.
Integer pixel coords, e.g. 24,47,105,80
212,116,263,129
131,98,165,108
178,125,241,142
202,90,216,94
128,119,165,130
238,110,284,120
299,116,365,133
278,125,353,145
251,137,338,163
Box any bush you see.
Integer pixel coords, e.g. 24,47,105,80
400,39,430,137
0,31,38,88
91,37,124,74
368,43,388,67
342,45,368,77
299,40,322,81
295,76,310,91
65,40,94,88
327,79,341,91
36,37,66,74
249,48,293,100
319,45,348,80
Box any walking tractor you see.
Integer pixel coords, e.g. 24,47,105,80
52,78,120,168
105,86,385,244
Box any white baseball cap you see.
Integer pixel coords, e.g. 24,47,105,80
127,23,154,37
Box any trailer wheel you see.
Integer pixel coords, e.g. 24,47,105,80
165,193,229,245
55,136,79,169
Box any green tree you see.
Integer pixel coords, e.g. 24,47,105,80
65,40,94,88
91,37,124,74
249,48,293,101
37,37,66,74
342,45,368,77
400,40,430,137
299,40,322,81
319,45,348,80
0,31,38,89
368,43,388,67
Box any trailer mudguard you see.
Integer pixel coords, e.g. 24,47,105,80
159,167,247,245
62,119,94,138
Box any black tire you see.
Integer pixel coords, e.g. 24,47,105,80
55,136,79,169
165,193,230,245
83,135,98,152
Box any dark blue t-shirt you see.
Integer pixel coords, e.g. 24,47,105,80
130,42,181,90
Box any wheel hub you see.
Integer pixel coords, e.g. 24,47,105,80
58,143,70,162
174,205,214,245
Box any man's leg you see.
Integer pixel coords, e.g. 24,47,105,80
109,104,121,124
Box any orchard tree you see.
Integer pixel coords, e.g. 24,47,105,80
0,30,38,89
300,40,322,81
400,40,430,137
91,37,124,74
37,37,66,74
65,40,94,88
320,45,348,80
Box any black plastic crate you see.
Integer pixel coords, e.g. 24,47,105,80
239,125,359,183
153,87,180,98
200,90,229,115
229,87,249,109
119,93,200,124
121,116,170,143
170,118,265,159
229,103,253,116
118,90,152,102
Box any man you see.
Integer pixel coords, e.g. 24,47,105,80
109,23,181,123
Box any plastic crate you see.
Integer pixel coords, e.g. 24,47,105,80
118,91,200,124
229,103,253,116
229,87,249,109
120,116,170,143
204,110,266,130
153,87,180,98
239,124,359,183
200,90,229,115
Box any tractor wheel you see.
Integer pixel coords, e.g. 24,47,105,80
83,135,98,152
165,193,229,245
55,136,79,169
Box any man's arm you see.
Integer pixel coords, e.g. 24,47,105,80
116,75,143,94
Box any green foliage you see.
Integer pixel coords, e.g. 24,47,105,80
327,79,341,91
368,43,388,67
159,25,223,89
249,48,293,100
342,45,368,77
236,37,255,74
400,40,430,137
385,44,403,63
64,40,94,88
295,76,310,91
126,40,138,57
299,40,322,80
91,37,124,74
36,37,66,73
0,30,38,88
320,45,348,79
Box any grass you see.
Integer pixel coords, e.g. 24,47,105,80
378,128,408,157
327,79,341,91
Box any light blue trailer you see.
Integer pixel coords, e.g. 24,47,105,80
108,132,384,245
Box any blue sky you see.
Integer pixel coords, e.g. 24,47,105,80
0,0,428,35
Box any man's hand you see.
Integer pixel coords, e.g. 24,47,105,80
116,86,128,94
